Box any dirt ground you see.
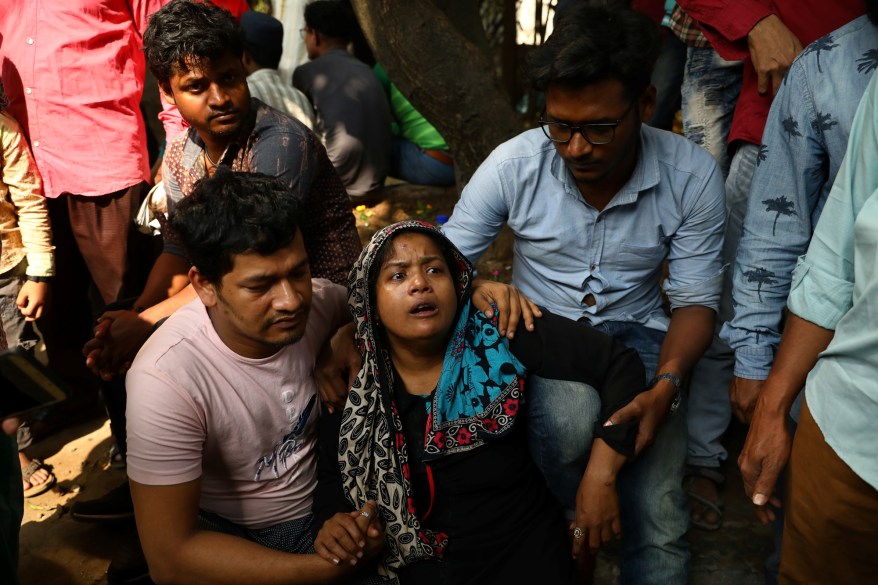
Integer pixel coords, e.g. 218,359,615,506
17,183,773,584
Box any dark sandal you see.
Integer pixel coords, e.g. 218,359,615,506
21,458,56,498
684,465,724,531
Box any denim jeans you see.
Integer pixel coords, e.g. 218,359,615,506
0,259,40,451
527,321,689,585
0,259,39,354
681,46,743,178
391,137,455,187
687,143,759,470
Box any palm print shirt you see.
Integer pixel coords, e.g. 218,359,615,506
786,72,878,489
162,98,361,285
720,16,878,380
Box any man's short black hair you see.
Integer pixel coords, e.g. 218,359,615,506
868,0,878,26
169,170,302,283
304,0,355,43
144,0,245,83
528,4,660,99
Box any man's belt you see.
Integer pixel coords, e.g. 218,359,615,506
423,148,454,166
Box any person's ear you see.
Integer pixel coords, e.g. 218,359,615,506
639,84,657,122
190,267,219,308
158,80,176,105
241,50,256,74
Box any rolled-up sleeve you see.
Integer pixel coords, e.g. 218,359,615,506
787,74,878,328
663,159,726,311
442,150,510,264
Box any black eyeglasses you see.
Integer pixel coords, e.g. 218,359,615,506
539,101,637,145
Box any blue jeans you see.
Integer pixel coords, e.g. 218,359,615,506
527,321,689,585
687,143,759,470
1,259,40,451
390,138,455,186
681,46,743,178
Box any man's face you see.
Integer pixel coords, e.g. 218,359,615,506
544,79,653,195
197,231,313,359
161,52,251,141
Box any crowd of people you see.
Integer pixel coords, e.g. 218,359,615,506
1,1,877,584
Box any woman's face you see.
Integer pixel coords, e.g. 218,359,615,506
374,232,459,351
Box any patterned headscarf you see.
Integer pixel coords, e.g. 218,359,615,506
339,221,526,582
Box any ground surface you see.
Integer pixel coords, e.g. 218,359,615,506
18,184,774,584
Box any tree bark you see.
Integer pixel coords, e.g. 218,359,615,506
350,0,522,187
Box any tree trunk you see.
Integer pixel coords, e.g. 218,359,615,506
350,0,522,188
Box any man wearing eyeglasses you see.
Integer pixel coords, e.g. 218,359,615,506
443,5,725,584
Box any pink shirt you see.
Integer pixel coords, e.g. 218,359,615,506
125,279,347,529
0,0,167,198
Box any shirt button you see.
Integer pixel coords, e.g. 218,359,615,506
281,390,294,404
33,140,40,147
590,263,597,270
26,38,34,45
25,87,32,94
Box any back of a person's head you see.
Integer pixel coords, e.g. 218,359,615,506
169,169,302,283
241,11,284,70
528,4,660,99
144,0,244,83
304,0,354,43
868,0,878,25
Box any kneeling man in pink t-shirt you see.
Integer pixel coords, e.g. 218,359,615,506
125,171,385,585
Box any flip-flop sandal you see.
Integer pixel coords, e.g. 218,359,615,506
21,458,56,498
684,466,724,531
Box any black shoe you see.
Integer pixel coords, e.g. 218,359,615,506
107,527,153,585
70,482,134,522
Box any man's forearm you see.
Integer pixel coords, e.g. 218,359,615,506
657,305,716,378
134,251,192,310
150,529,346,585
139,284,198,325
132,480,351,585
755,312,834,417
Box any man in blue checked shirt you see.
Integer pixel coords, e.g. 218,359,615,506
442,5,725,583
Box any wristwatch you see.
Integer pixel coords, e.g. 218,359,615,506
649,372,683,415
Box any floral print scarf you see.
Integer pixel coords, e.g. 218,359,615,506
339,220,526,582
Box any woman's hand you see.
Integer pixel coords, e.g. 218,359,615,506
314,501,384,567
571,439,626,557
572,470,621,557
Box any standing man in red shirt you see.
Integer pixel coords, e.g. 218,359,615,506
0,0,173,400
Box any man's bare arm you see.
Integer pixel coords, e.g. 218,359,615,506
738,313,833,522
131,478,356,585
606,306,714,453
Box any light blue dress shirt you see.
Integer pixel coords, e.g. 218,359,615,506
721,16,878,380
443,125,725,329
787,71,878,490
